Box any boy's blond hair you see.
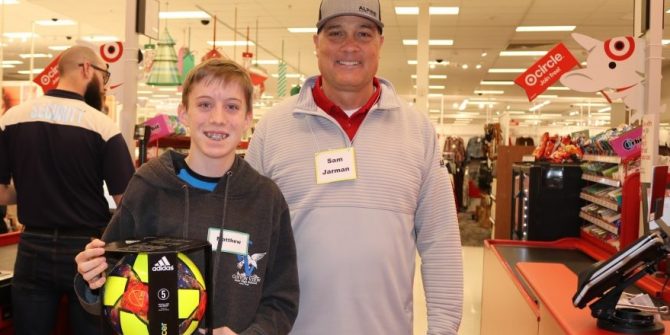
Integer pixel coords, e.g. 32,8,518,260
181,59,254,113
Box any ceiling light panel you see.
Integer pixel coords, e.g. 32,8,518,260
515,26,576,32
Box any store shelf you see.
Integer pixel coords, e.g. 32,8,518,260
579,211,619,235
579,192,619,211
582,154,621,164
580,227,619,254
581,173,621,187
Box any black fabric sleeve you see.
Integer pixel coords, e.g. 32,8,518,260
0,127,10,184
241,195,299,335
102,133,135,195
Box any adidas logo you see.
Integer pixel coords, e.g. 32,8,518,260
152,256,175,272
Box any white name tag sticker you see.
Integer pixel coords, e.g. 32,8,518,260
315,147,357,184
207,228,249,255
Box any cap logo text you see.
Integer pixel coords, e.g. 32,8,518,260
359,6,377,17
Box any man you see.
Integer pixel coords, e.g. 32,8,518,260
245,0,463,334
0,46,135,334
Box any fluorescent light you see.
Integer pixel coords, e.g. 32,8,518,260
529,101,551,112
271,73,301,78
413,85,446,89
598,107,612,113
48,45,70,51
151,94,171,98
663,40,670,45
2,60,22,65
569,111,580,116
458,99,469,111
19,53,52,59
508,111,525,115
573,102,609,107
288,27,317,33
137,91,153,94
411,74,447,79
430,7,460,15
516,26,576,32
547,86,570,91
253,59,280,65
1,64,14,68
474,90,504,95
207,41,254,46
429,109,441,113
499,51,548,56
403,39,454,46
159,11,210,19
661,122,670,126
3,32,37,39
18,68,44,74
537,95,558,98
407,60,447,66
488,68,525,73
35,19,76,26
82,35,118,42
480,81,513,85
158,87,178,92
0,0,19,4
395,6,460,15
476,64,482,69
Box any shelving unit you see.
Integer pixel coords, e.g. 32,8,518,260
578,212,618,234
581,174,621,187
578,154,640,252
578,192,619,211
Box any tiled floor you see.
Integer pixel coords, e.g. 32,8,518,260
413,246,483,335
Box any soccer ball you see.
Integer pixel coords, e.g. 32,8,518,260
102,252,207,335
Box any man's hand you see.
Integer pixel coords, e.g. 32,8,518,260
200,326,239,335
0,184,16,205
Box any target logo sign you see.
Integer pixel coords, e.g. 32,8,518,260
604,36,635,61
100,42,123,63
514,43,579,102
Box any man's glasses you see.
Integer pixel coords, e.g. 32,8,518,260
78,63,111,85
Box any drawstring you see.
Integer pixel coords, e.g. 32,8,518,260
212,170,232,302
182,185,190,238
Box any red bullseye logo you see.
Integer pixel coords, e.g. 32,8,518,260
100,42,124,63
604,36,635,61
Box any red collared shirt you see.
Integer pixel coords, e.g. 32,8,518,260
312,76,382,141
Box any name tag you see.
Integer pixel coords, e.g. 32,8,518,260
207,228,249,255
315,147,357,184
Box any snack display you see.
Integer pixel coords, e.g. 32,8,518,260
532,132,584,163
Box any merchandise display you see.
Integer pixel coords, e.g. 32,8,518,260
103,252,207,335
531,132,584,163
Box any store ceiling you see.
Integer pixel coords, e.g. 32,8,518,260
2,0,670,126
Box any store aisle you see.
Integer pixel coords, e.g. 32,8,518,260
413,246,483,335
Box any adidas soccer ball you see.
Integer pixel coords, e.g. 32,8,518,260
102,252,207,335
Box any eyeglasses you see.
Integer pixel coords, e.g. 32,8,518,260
78,63,111,85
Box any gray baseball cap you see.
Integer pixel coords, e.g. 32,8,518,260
316,0,384,31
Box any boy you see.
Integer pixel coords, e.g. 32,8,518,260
75,59,299,335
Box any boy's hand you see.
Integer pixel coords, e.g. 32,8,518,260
75,238,108,289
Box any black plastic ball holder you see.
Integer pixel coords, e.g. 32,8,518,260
104,237,212,335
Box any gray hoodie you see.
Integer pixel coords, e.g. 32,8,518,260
75,150,299,334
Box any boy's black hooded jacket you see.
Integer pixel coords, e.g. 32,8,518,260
75,150,299,334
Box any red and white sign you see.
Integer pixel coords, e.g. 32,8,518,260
33,55,62,93
514,43,579,102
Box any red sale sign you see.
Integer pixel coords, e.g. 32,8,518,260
514,43,579,102
33,55,62,93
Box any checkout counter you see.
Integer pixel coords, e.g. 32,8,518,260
481,238,670,335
